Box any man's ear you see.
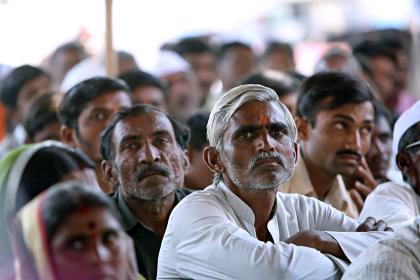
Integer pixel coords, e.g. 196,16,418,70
293,141,298,164
203,146,224,174
295,117,310,141
60,124,77,147
101,160,118,187
396,151,412,177
181,148,190,174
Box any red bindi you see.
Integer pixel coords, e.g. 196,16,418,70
259,115,269,126
88,222,96,229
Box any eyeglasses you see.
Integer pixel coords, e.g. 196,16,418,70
405,140,420,150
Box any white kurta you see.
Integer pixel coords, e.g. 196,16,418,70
343,216,420,280
158,182,389,280
359,181,420,229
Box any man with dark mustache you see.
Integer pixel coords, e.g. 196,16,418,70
282,72,375,218
100,104,191,280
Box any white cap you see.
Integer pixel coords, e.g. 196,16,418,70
60,58,106,92
392,100,420,158
150,50,190,78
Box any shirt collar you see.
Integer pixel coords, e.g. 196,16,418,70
115,191,139,231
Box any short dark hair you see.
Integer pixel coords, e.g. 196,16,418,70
51,42,87,62
24,92,60,140
174,37,213,56
100,104,190,161
118,70,165,93
0,65,49,109
297,72,375,125
186,112,209,150
353,41,397,77
58,77,129,128
398,123,420,153
43,182,115,240
240,70,299,98
16,145,95,211
263,41,294,59
217,41,252,60
373,100,394,129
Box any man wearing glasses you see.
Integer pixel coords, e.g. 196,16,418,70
359,100,420,229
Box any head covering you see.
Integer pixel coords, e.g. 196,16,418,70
392,100,420,159
150,50,191,78
13,181,140,280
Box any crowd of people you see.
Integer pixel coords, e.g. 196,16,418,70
0,29,419,279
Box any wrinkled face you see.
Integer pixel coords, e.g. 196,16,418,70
16,75,50,122
184,52,217,96
75,91,132,163
132,86,166,111
50,207,126,280
365,116,392,181
219,47,255,89
111,112,187,201
220,101,296,190
302,101,374,176
163,72,200,122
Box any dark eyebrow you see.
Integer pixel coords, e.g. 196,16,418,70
233,122,288,137
119,135,141,150
332,114,374,124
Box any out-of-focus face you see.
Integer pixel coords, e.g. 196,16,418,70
279,93,297,116
300,101,374,177
111,111,188,201
365,115,392,181
30,122,61,143
132,85,166,111
183,52,218,97
50,207,127,280
220,101,297,190
53,49,84,85
185,146,214,190
370,56,396,102
262,50,295,73
16,75,50,122
219,47,255,90
75,91,132,164
162,72,200,123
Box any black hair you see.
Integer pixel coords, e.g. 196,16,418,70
24,92,60,140
174,37,213,56
100,104,190,161
118,70,165,93
16,145,95,211
217,41,253,60
240,70,300,98
297,72,375,125
186,112,209,150
398,123,420,153
51,42,87,62
58,77,129,128
0,65,49,109
43,182,116,240
262,41,294,59
373,100,394,129
353,41,397,67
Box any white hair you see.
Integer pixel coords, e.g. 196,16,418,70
207,84,297,152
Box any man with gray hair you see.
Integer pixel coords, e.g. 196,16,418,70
158,84,391,279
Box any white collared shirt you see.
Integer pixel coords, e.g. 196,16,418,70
158,182,388,280
359,181,420,229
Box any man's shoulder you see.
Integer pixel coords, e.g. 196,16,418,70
372,181,417,200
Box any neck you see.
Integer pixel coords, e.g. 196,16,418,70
301,149,335,200
223,178,276,242
124,191,176,239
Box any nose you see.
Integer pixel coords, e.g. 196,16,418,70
256,128,275,152
345,129,362,151
139,141,161,164
90,243,112,264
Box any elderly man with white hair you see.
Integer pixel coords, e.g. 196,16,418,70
157,84,392,279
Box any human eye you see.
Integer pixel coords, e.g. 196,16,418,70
89,111,107,122
270,126,287,138
102,230,119,245
238,130,254,141
122,142,138,151
66,236,88,251
360,125,373,135
333,121,346,130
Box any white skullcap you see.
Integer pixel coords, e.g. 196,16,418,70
150,50,190,78
392,100,420,158
60,58,106,92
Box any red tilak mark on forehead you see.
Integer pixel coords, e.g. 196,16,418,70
79,206,92,214
259,115,269,126
88,222,96,230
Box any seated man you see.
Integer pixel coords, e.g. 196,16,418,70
158,84,391,279
282,72,376,218
100,105,192,280
343,216,420,280
359,100,420,229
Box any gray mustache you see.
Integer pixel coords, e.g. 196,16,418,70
135,163,171,182
250,151,284,168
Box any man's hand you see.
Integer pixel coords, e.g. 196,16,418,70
285,230,348,260
349,157,378,211
356,217,393,232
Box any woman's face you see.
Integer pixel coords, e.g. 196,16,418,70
50,207,127,280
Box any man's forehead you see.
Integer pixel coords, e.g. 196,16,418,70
230,101,286,125
114,111,175,138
